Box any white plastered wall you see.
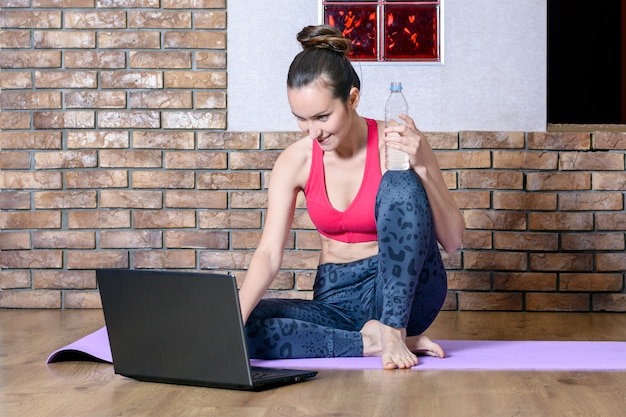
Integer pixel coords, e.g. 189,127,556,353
228,0,547,132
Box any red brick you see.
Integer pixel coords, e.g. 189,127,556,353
436,151,491,169
195,91,226,108
1,91,62,110
463,210,526,230
35,71,97,88
197,172,260,190
460,131,524,149
34,270,96,289
164,70,225,88
133,210,196,228
164,191,227,209
134,250,196,269
132,171,195,189
452,191,491,209
199,250,251,270
128,11,191,28
296,231,321,250
0,10,61,28
68,210,131,229
199,131,260,150
32,231,95,249
194,10,226,29
530,253,593,272
165,230,229,249
230,191,268,209
527,132,590,150
493,272,557,291
596,212,626,230
163,31,225,49
34,191,97,209
596,253,626,272
64,51,126,69
66,170,128,189
564,191,621,213
592,172,626,191
0,131,61,149
0,152,30,169
66,250,128,269
34,150,97,169
561,232,624,251
593,294,626,312
34,30,95,48
0,250,62,268
461,230,492,250
559,273,623,292
130,90,193,109
99,111,161,128
0,231,30,250
464,251,527,271
0,270,31,289
526,172,591,191
458,292,524,311
198,211,261,229
64,291,102,309
64,11,126,29
593,131,626,150
0,71,32,89
0,211,61,229
0,191,30,209
492,191,557,210
528,212,593,231
526,293,590,312
100,190,162,208
0,290,61,308
447,271,491,290
1,50,61,68
99,150,162,168
460,171,523,189
100,230,162,249
161,111,225,129
494,232,558,251
65,91,126,109
98,31,160,49
493,150,558,169
67,131,129,148
33,111,95,129
165,152,226,169
559,151,624,171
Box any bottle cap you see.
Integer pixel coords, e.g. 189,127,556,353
390,82,403,91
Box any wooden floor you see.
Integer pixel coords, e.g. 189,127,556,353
2,310,626,417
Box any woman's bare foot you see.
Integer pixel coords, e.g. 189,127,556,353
360,320,420,370
406,335,445,359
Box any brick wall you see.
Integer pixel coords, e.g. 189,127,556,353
1,1,625,311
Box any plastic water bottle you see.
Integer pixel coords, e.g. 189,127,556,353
384,82,410,170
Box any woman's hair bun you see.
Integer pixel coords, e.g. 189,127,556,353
297,25,351,56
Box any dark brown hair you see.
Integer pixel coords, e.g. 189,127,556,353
287,25,361,103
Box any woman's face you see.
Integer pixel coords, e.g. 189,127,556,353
287,81,354,151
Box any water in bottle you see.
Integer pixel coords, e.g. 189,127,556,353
384,82,410,170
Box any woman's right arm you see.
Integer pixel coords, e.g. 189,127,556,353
238,141,309,323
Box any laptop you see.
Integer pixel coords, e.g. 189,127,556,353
96,269,318,391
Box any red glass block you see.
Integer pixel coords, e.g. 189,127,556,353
324,5,378,60
384,5,438,60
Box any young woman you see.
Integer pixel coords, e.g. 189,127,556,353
238,25,465,369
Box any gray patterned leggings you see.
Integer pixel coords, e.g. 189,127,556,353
245,170,447,358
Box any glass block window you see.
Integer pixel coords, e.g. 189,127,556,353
322,1,441,62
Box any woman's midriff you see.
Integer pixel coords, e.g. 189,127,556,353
317,235,378,265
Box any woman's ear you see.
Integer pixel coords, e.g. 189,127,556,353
348,87,360,110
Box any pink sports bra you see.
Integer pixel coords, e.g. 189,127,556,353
304,118,381,243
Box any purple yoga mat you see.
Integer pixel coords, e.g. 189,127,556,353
47,326,626,371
